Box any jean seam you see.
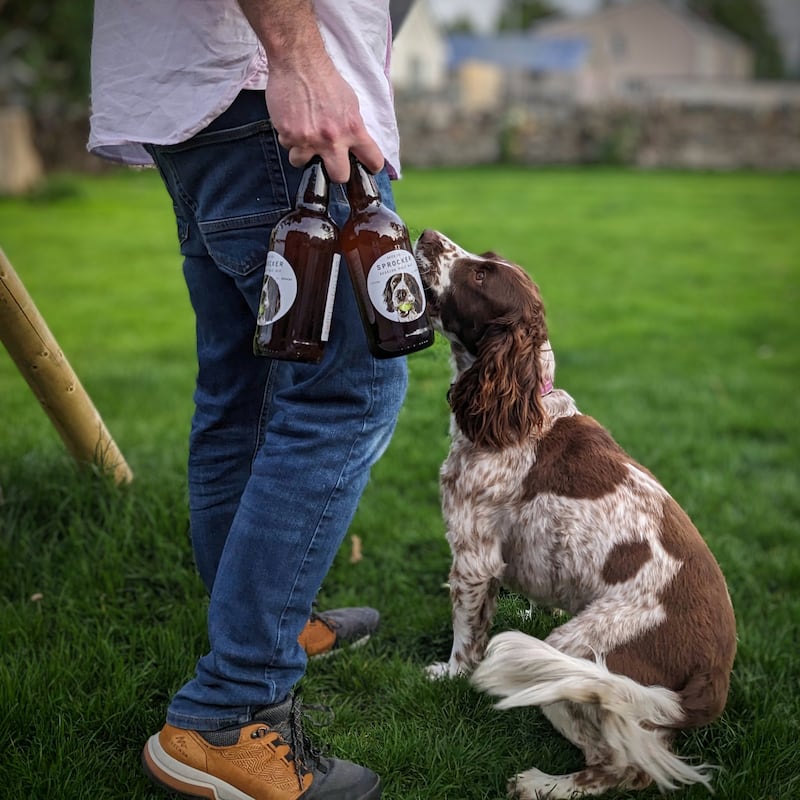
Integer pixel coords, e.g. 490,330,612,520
158,119,274,152
147,146,198,223
155,149,200,219
198,210,286,233
271,358,379,672
262,125,290,212
252,359,278,474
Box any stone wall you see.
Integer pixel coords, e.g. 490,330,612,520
396,85,800,171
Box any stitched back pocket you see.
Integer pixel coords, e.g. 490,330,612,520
157,119,292,277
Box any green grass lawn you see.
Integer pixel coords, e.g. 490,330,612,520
0,166,798,800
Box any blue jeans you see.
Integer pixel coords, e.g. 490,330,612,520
146,91,408,730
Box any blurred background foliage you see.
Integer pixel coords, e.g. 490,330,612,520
0,0,95,171
0,0,94,112
687,0,784,77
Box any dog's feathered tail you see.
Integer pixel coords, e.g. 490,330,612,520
471,631,715,792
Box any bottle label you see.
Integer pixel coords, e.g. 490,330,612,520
366,250,427,323
257,251,297,326
320,254,340,342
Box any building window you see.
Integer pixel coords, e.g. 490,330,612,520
610,31,627,60
409,55,423,94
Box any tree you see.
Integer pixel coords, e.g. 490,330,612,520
443,16,478,35
0,0,95,174
496,0,557,32
687,0,784,78
0,0,94,111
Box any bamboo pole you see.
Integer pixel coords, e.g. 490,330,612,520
0,247,133,484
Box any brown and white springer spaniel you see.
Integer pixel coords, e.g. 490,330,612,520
413,230,736,799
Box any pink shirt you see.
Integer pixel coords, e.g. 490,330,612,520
88,0,400,175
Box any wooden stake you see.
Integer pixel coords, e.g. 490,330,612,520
0,248,133,484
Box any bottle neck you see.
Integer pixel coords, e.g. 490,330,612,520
295,157,330,213
345,156,381,214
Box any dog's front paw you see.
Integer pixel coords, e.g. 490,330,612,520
425,660,468,680
425,661,452,680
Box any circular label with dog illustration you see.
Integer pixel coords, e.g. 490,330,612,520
367,250,427,323
256,250,297,325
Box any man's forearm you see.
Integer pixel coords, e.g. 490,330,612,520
236,0,384,180
236,0,328,68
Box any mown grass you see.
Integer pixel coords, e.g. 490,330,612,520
0,166,798,800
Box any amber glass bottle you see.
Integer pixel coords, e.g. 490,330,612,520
340,157,434,359
253,157,340,363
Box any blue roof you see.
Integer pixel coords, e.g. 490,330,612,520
447,34,588,73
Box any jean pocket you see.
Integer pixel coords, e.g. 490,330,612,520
198,213,277,278
158,120,292,277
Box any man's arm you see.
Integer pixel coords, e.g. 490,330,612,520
237,0,384,182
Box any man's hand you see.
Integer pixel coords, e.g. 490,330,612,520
266,57,383,183
237,0,384,183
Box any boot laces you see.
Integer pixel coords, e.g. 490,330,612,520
308,604,338,633
250,693,330,789
289,695,326,777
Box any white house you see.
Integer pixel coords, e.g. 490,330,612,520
391,0,448,94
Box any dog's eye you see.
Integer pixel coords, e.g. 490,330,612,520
474,269,486,283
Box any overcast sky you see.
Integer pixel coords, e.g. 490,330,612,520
427,0,602,32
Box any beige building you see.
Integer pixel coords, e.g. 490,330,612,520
455,62,505,114
535,0,754,103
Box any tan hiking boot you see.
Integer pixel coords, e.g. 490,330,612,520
298,607,379,659
142,695,381,800
143,721,310,799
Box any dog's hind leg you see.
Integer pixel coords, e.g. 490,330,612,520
541,701,605,765
510,763,652,800
535,703,654,795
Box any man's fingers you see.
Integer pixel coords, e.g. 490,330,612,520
280,130,384,184
318,151,351,184
349,139,384,176
317,136,384,183
285,144,317,170
285,145,347,183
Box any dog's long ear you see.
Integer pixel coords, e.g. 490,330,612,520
449,320,547,449
383,280,395,311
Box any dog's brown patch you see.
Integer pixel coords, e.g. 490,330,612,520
604,498,736,726
523,415,629,501
658,499,737,725
602,540,652,584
